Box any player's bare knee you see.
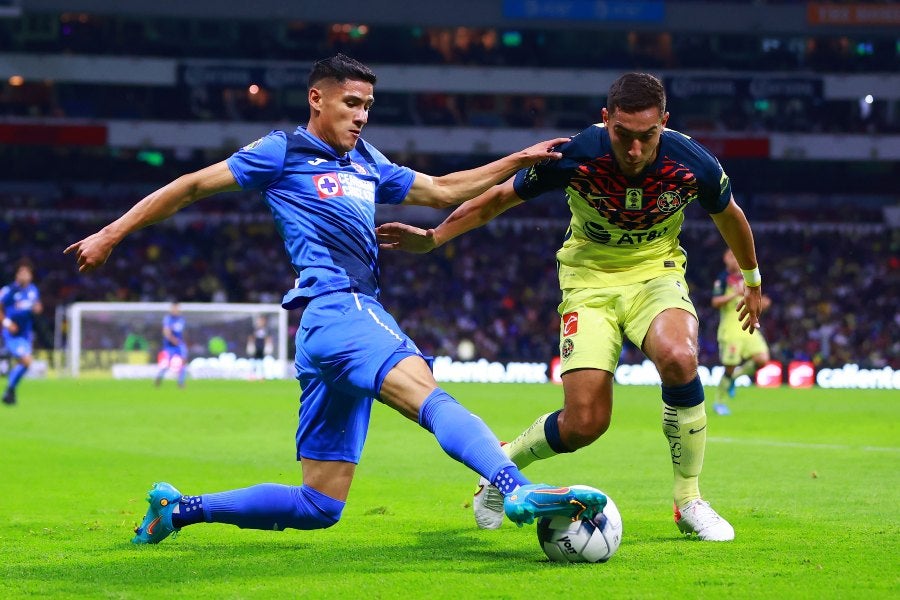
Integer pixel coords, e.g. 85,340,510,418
654,348,698,385
562,410,610,448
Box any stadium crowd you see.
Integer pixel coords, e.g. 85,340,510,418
8,85,887,136
2,195,896,371
3,12,897,73
3,9,898,373
3,14,897,134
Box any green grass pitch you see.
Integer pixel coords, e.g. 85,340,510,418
1,379,897,598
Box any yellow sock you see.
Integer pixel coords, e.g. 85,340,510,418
715,374,732,403
503,412,558,470
733,358,758,379
662,402,707,507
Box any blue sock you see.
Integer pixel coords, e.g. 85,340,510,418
418,388,530,491
200,484,344,531
177,367,187,387
7,364,27,390
492,466,529,495
661,375,705,408
171,495,204,527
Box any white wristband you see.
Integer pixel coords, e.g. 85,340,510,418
2,317,11,328
741,267,762,287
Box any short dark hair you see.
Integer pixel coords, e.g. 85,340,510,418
607,73,666,116
15,258,34,273
308,53,376,89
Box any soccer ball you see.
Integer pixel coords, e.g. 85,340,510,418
536,491,622,563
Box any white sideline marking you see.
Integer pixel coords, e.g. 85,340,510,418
708,437,900,453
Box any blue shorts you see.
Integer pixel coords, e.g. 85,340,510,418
162,343,187,358
2,330,32,359
293,291,423,464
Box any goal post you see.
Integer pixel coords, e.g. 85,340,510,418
63,302,291,379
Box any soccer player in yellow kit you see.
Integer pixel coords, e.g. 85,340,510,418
377,73,765,541
711,249,771,415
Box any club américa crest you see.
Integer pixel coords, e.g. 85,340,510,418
656,190,683,213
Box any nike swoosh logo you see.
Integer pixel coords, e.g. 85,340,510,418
474,484,485,498
689,425,707,434
145,516,161,535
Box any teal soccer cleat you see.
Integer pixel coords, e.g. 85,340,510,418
504,484,607,527
132,482,183,544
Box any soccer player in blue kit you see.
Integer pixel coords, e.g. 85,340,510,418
1,260,43,406
154,302,188,388
65,54,607,545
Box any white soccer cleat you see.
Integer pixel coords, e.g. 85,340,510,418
674,499,735,541
473,477,505,530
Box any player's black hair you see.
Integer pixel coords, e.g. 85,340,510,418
308,53,376,89
607,73,666,117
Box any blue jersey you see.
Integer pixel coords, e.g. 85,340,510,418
162,314,186,350
226,127,416,309
1,282,40,339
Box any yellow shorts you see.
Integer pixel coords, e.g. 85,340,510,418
718,329,769,366
558,273,698,374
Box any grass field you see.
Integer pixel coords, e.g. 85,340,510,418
1,379,897,599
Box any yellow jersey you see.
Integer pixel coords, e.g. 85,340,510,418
512,124,732,288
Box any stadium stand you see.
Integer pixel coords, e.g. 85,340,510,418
1,1,898,371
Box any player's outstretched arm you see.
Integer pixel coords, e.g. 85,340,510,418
402,137,567,209
710,197,764,333
377,178,524,253
65,162,240,272
711,282,743,309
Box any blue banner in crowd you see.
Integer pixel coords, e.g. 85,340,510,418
503,0,665,22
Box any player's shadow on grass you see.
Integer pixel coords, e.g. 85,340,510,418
150,527,546,573
17,527,563,589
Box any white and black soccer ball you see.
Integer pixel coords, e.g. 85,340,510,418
536,492,622,563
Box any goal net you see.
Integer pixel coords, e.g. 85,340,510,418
62,302,291,379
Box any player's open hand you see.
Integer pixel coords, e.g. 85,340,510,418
736,285,763,334
517,137,570,166
64,230,116,273
376,222,438,254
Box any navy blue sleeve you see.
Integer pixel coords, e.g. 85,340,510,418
512,126,601,200
690,139,732,214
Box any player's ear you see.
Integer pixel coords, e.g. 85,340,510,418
601,107,609,125
308,87,323,112
660,111,670,127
